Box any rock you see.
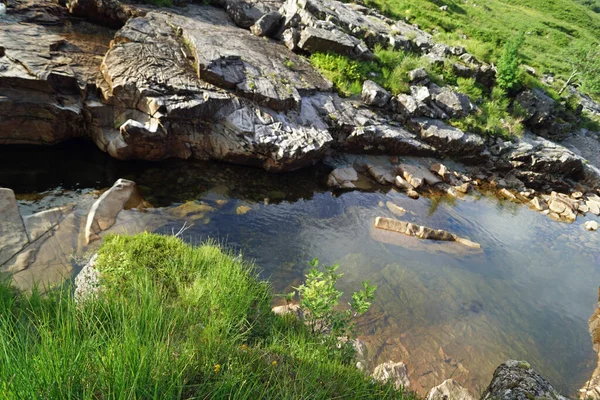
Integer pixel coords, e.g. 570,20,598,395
372,361,410,390
406,189,420,199
374,217,480,248
586,221,599,231
327,167,359,189
548,191,578,222
386,201,406,216
426,379,475,400
515,88,557,128
398,164,442,188
66,0,144,28
272,303,303,319
366,164,395,185
433,87,476,118
282,27,300,50
236,205,253,215
0,189,29,266
224,0,280,29
481,360,568,400
297,26,360,58
23,205,74,242
411,86,431,103
410,118,485,160
499,188,518,202
74,254,100,303
250,11,283,37
84,179,141,244
430,163,450,181
361,80,391,108
395,176,415,191
452,63,474,78
408,67,428,83
529,197,548,211
455,182,471,194
395,94,419,118
587,197,600,216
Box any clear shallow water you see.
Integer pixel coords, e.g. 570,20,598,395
2,142,600,395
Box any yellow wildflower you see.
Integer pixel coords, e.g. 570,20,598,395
214,364,221,374
240,344,248,351
271,360,277,366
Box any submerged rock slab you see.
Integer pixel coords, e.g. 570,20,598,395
426,379,475,400
372,360,410,390
374,217,480,249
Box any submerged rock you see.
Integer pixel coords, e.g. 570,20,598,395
372,361,410,390
374,217,481,248
586,221,599,232
481,360,568,400
327,167,359,189
426,379,475,400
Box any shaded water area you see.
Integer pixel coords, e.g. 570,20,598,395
2,141,600,396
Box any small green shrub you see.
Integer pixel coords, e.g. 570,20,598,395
456,77,484,103
496,34,525,92
292,258,376,339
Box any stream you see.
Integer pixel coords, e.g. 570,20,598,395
2,141,599,396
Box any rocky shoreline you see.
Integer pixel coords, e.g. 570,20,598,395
2,0,600,397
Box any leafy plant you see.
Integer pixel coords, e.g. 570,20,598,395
292,258,376,339
496,33,525,92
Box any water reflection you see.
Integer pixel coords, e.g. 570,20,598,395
2,142,599,396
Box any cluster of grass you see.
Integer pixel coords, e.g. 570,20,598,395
359,0,600,97
0,233,415,399
140,0,173,6
310,46,439,97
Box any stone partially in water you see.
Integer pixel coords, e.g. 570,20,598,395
586,221,599,232
426,379,475,400
372,361,410,390
386,202,406,216
481,360,568,400
85,179,141,244
328,167,359,189
374,217,481,248
236,205,253,215
398,164,442,188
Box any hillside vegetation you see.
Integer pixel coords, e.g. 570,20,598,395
0,233,413,399
360,0,600,96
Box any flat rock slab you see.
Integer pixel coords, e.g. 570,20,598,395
0,188,29,266
398,164,442,188
374,216,480,249
411,118,485,158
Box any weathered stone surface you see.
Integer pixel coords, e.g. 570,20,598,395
408,68,428,83
426,379,475,400
547,191,578,222
395,176,414,191
366,164,395,185
433,87,475,118
529,197,548,211
223,0,282,29
66,0,145,28
297,26,365,59
582,289,600,399
516,89,557,128
0,189,29,266
85,178,141,244
361,80,391,108
374,217,480,248
372,361,410,390
481,360,568,400
24,205,75,242
398,164,442,188
74,254,100,303
327,167,359,189
411,118,485,159
430,163,450,181
386,201,406,216
250,11,283,37
586,220,599,231
499,188,518,202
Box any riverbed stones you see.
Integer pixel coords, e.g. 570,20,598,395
372,361,410,390
548,191,578,222
529,197,548,211
327,167,359,189
386,201,406,216
586,221,599,231
0,189,29,266
395,176,415,191
398,164,442,188
426,379,475,400
481,360,568,400
85,178,141,244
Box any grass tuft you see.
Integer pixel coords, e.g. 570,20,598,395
0,233,416,399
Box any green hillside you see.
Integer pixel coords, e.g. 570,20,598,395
362,0,600,96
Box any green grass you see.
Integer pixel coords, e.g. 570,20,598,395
0,233,416,399
141,0,173,6
358,0,600,97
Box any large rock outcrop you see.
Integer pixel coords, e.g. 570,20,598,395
481,360,568,400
